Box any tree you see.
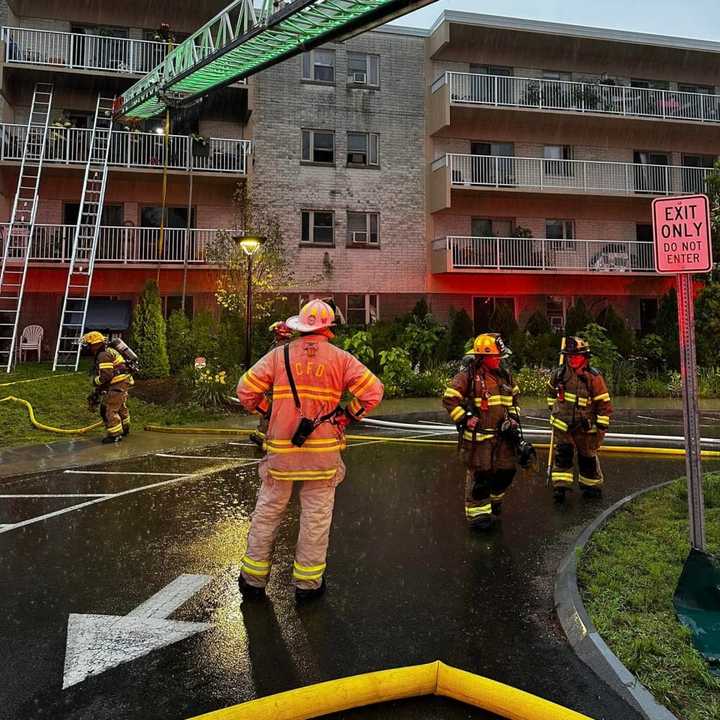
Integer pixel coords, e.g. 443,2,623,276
489,302,518,341
129,281,169,378
165,310,193,373
705,159,720,264
447,307,474,359
695,282,720,367
595,305,634,357
564,299,593,336
580,323,622,386
657,289,680,370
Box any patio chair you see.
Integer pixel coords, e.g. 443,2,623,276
17,324,43,362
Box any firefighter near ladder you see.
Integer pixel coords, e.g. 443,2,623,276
82,331,138,444
546,336,613,502
443,333,535,531
236,300,384,602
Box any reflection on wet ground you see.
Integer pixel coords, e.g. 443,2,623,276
0,426,713,720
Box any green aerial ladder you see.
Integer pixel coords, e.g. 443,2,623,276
114,0,437,119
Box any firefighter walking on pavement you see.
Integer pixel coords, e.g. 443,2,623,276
82,331,135,444
236,299,384,602
443,333,522,531
547,336,613,502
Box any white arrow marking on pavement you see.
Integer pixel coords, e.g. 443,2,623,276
63,574,212,689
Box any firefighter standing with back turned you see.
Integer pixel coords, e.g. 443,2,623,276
236,300,384,602
443,333,522,531
82,331,134,444
547,336,613,502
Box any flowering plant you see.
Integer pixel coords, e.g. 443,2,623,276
191,366,228,409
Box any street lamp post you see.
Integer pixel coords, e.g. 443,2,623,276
233,234,264,370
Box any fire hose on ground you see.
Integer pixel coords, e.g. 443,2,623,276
0,396,103,434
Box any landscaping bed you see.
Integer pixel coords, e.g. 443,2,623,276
578,473,720,720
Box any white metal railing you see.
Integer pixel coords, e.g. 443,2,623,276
0,124,250,174
435,71,720,124
2,26,166,75
0,224,220,264
439,153,712,197
434,236,656,274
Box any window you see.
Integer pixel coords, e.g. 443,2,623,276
347,294,379,325
301,210,334,245
473,297,514,334
546,219,574,249
470,218,513,237
543,70,572,81
544,145,573,175
682,154,716,193
64,203,123,226
546,297,565,334
302,130,335,164
470,64,513,76
347,132,379,166
302,49,335,82
140,206,195,228
163,295,194,319
348,52,379,86
347,212,379,245
631,78,669,90
678,83,713,95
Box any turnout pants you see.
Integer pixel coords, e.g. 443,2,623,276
101,386,129,438
551,429,604,489
462,436,516,523
241,458,345,590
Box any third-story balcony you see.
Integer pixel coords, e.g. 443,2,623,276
1,26,167,76
431,236,656,275
0,124,251,175
430,71,720,134
429,153,712,211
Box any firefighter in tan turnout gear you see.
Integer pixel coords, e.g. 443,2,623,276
236,300,384,602
547,336,613,502
443,333,522,531
82,331,135,444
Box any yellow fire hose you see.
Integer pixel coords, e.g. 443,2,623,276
0,396,103,434
188,660,592,720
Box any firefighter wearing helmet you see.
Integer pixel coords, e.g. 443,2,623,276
81,331,134,444
249,321,295,448
547,336,613,502
443,333,522,531
236,299,384,601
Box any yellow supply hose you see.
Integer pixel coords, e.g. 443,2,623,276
0,396,103,434
187,660,592,720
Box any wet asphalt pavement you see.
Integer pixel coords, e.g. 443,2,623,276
1,421,717,720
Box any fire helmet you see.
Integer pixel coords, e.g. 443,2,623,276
562,336,591,355
81,331,106,346
269,321,293,340
286,299,335,333
471,333,511,357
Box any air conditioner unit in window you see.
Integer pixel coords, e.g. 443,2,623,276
352,231,368,244
349,152,366,164
351,72,367,83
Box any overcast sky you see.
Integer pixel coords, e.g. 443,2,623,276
391,0,720,42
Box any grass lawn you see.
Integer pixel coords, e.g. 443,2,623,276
578,473,720,720
0,361,238,449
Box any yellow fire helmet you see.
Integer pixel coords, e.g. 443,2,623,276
81,331,107,346
562,336,591,355
472,332,511,357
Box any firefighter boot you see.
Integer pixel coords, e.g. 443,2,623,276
122,422,130,437
553,486,567,503
102,435,122,444
238,574,266,601
295,577,326,603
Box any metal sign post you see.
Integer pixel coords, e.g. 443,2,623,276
653,194,713,551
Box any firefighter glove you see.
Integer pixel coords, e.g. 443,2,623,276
580,417,593,432
465,415,480,432
333,408,352,430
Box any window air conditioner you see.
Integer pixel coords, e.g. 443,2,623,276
349,152,366,164
352,231,368,244
351,72,367,83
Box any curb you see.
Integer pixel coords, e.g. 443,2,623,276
554,481,680,720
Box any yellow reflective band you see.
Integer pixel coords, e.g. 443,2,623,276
98,362,114,369
552,472,574,480
269,468,337,481
293,561,326,573
546,397,555,404
267,443,342,454
292,569,324,581
348,398,363,414
596,415,610,424
593,393,610,402
110,374,131,384
273,392,341,404
241,565,271,577
462,431,495,442
490,493,505,501
443,387,463,399
449,407,465,422
465,504,492,517
508,407,520,416
274,384,341,397
512,386,520,394
349,370,373,396
550,416,568,431
107,424,123,434
268,438,340,446
242,555,271,570
241,372,266,393
579,475,603,487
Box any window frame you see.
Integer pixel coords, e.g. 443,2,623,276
346,293,379,325
543,144,574,176
301,129,335,165
545,219,575,250
347,131,379,167
301,48,336,83
347,211,379,246
301,209,335,246
347,52,380,87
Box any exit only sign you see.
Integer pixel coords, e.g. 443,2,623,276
652,194,713,274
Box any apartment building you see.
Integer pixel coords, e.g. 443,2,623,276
0,4,718,358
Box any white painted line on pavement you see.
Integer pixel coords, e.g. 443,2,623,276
228,442,258,447
0,493,112,498
128,574,211,619
64,470,184,477
156,453,251,461
0,460,261,536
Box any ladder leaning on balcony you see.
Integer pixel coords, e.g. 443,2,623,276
0,82,54,372
53,95,115,371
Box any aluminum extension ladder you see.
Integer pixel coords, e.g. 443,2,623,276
0,82,54,372
53,95,115,371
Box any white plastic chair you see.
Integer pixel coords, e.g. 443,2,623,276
17,324,43,362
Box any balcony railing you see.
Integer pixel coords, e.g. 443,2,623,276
433,71,720,125
1,26,167,75
432,236,656,274
436,153,712,197
0,224,220,264
0,124,250,174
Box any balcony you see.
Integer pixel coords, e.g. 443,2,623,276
430,154,712,211
430,72,720,133
1,26,167,76
431,236,656,275
0,124,251,175
0,225,219,265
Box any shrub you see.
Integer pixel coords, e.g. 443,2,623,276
404,366,451,397
636,334,666,374
447,307,473,360
489,302,518,342
128,281,170,378
524,310,552,335
191,310,219,361
635,375,670,398
411,297,429,319
191,365,230,410
698,368,720,398
696,282,720,368
667,371,682,398
657,289,680,370
166,310,193,373
341,331,375,366
402,315,445,369
595,305,634,357
379,347,413,395
515,366,552,397
565,299,593,336
580,323,621,388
